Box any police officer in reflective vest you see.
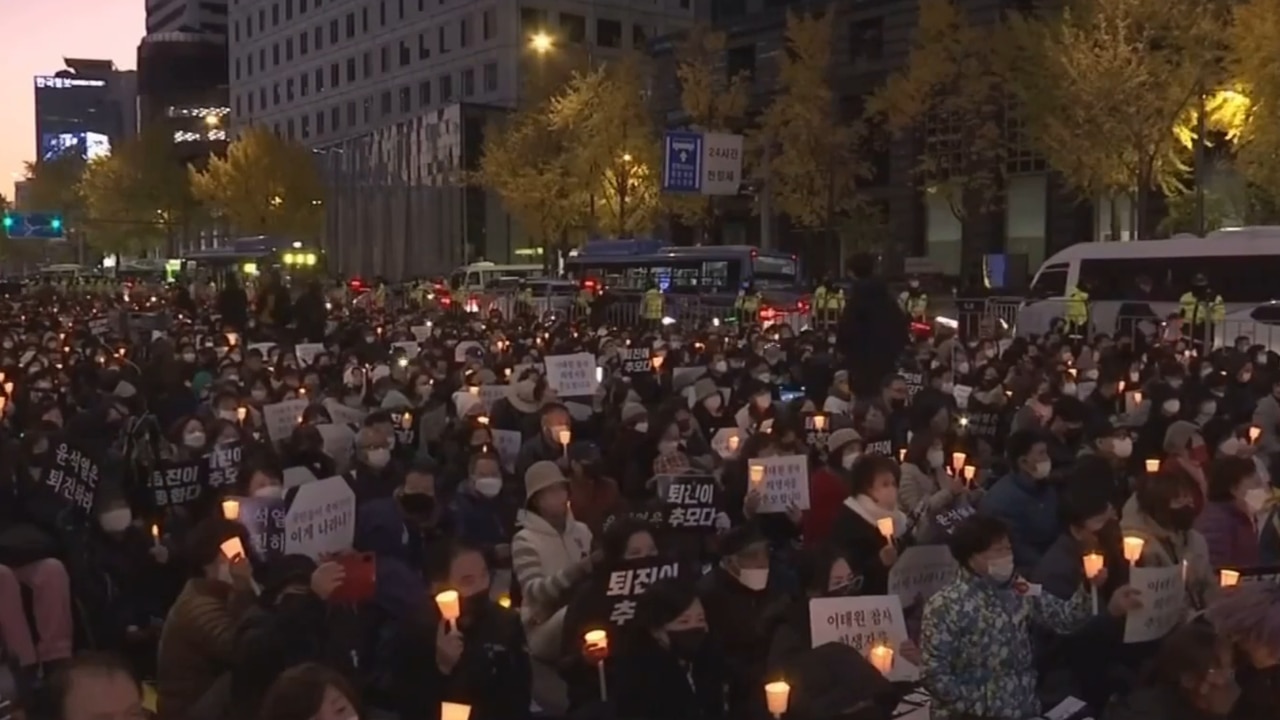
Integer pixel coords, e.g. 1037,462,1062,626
1063,282,1090,337
734,282,762,325
813,277,845,327
1179,272,1225,348
575,283,593,316
898,276,929,323
642,281,664,329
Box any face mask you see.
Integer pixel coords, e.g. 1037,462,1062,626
956,362,970,375
184,432,206,449
754,373,771,383
400,491,436,516
218,409,239,422
926,449,945,469
1244,488,1270,513
1130,371,1140,383
181,352,196,363
1219,438,1242,457
736,567,769,591
666,627,707,660
474,476,503,498
238,481,278,502
986,555,1015,583
1258,352,1268,365
658,440,680,455
713,360,727,373
1061,382,1078,396
634,422,649,434
1030,459,1052,479
1169,506,1197,531
842,452,860,470
365,448,391,469
1168,379,1183,390
754,395,772,410
99,508,132,533
1111,438,1133,459
703,394,722,412
940,382,954,394
1162,399,1181,415
251,390,269,402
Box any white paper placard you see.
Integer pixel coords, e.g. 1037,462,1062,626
492,429,522,473
711,428,743,458
808,594,919,682
544,353,599,397
323,399,368,427
888,545,958,608
284,475,356,559
262,399,309,443
749,454,810,512
1124,564,1185,644
296,343,325,366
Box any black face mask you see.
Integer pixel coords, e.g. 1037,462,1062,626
666,627,707,660
461,589,490,618
399,492,436,518
1168,507,1197,532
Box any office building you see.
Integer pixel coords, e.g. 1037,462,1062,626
228,0,696,278
147,0,229,36
34,59,137,163
651,0,1089,281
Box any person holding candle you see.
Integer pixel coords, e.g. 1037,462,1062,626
344,427,400,504
828,454,907,596
981,430,1061,573
1120,469,1217,610
1077,420,1137,512
1195,456,1265,570
899,429,977,542
801,428,862,550
920,513,1095,720
514,403,574,482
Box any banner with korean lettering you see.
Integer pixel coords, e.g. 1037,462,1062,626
887,545,958,609
41,440,100,516
1125,564,1185,644
147,460,204,509
615,347,652,376
284,476,357,559
205,442,242,490
751,455,811,513
389,409,419,451
809,595,919,682
232,496,287,560
660,475,720,532
592,558,682,632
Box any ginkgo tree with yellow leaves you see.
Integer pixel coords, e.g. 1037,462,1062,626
666,26,751,241
189,125,324,239
755,8,867,251
868,0,1007,222
1228,0,1280,213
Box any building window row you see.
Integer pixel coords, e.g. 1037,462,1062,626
518,6,651,50
234,2,496,57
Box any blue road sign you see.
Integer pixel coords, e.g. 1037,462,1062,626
2,212,64,240
662,132,703,193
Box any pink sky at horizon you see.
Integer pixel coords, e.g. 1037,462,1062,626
1,0,145,200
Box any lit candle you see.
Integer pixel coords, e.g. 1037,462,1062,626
812,414,827,431
764,681,790,718
868,645,895,675
435,590,461,622
468,386,479,396
222,498,240,520
951,451,966,472
962,465,976,484
236,406,248,423
1132,390,1143,405
1250,426,1262,444
897,448,907,462
1220,569,1241,587
876,517,895,540
1117,380,1126,394
557,428,571,446
1067,367,1078,379
749,463,765,486
727,435,741,453
583,629,609,653
0,397,7,415
497,594,512,608
1082,553,1105,579
1123,536,1145,565
3,382,13,395
1144,458,1159,473
477,415,490,425
151,524,161,546
401,412,413,429
440,702,472,720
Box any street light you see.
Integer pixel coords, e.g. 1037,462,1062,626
529,32,554,54
621,153,633,163
204,114,220,127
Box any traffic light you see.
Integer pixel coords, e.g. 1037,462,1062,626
50,216,61,231
1,214,12,232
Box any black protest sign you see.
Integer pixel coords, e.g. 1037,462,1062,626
602,507,669,532
206,443,242,489
933,505,977,537
596,558,682,630
147,459,205,509
389,409,418,449
41,440,100,515
964,406,1002,443
233,495,287,559
803,413,832,453
864,437,893,457
619,347,652,375
87,316,111,337
897,369,925,401
662,475,720,531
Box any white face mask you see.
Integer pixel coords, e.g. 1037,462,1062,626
1244,487,1270,513
1162,399,1181,415
474,476,503,498
181,352,196,363
218,409,239,422
940,382,954,394
842,451,860,470
704,394,723,412
251,390,269,402
754,394,772,410
986,555,1015,583
184,432,206,449
713,360,727,374
634,422,649,434
365,448,392,469
252,485,284,499
956,362,971,375
736,567,769,591
1111,438,1134,459
1257,352,1268,365
1030,459,1052,479
1061,382,1078,396
1129,371,1140,383
926,449,946,469
99,508,132,533
1168,379,1183,390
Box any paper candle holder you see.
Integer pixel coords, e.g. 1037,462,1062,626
764,681,790,716
749,463,765,485
435,590,461,621
1122,536,1145,564
1220,569,1241,587
868,645,894,675
876,517,894,539
222,499,240,520
951,451,966,472
1082,552,1105,579
557,429,571,445
440,702,471,720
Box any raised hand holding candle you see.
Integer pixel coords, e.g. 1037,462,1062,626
236,406,248,423
583,629,608,654
951,451,966,473
222,498,240,520
436,590,461,626
812,414,827,431
1250,426,1262,444
876,517,895,540
764,681,790,718
1123,536,1145,566
151,524,161,547
727,435,741,453
868,645,894,676
1221,569,1241,587
962,465,976,484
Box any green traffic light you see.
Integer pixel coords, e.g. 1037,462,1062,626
1,215,11,229
50,217,61,230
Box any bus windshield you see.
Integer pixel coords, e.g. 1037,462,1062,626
752,255,798,289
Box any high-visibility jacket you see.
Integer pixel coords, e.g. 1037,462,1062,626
1064,287,1089,327
642,289,664,320
516,288,534,305
735,292,761,316
899,290,928,318
575,289,592,310
822,288,845,312
1179,291,1225,327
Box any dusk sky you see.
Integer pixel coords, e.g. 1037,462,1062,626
1,0,145,200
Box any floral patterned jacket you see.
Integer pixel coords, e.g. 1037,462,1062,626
921,569,1090,720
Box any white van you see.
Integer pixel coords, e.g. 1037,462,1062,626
1016,226,1280,341
447,262,545,293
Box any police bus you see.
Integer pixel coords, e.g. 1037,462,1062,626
1016,226,1280,342
180,236,326,287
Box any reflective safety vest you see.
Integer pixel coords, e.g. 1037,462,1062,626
642,289,664,320
575,289,592,309
822,288,845,312
1064,287,1089,326
516,288,534,305
899,290,928,318
735,292,761,315
1178,291,1225,327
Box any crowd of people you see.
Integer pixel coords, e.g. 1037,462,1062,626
1,257,1279,720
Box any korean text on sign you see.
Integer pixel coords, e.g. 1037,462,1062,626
285,475,357,559
1124,565,1185,644
604,561,680,628
752,454,811,513
544,353,600,397
808,594,919,682
887,544,959,608
147,461,204,508
663,477,719,530
235,496,287,558
206,444,242,489
44,442,99,514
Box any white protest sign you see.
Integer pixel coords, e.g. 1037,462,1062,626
262,399,309,443
296,343,325,366
888,544,958,608
492,429,522,473
701,132,744,195
392,341,419,357
410,325,431,342
749,455,810,513
808,595,919,682
672,366,706,390
952,385,973,410
248,342,276,357
565,401,594,422
284,475,357,559
544,353,599,397
323,399,368,427
479,384,506,410
1124,564,1185,644
711,428,744,458
316,423,355,472
283,466,318,490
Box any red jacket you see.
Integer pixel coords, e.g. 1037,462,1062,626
803,466,849,549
